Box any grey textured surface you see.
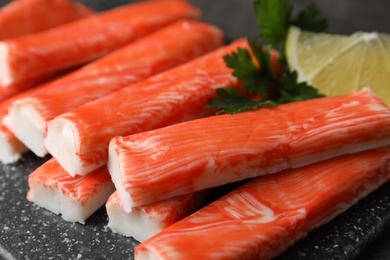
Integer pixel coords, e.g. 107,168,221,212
0,0,390,259
0,153,137,260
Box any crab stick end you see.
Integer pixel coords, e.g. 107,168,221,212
0,42,12,87
107,139,134,213
106,194,162,242
27,180,115,224
27,179,87,224
6,102,47,157
45,118,94,177
27,167,116,224
0,129,28,164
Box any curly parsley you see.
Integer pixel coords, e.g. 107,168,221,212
207,0,328,114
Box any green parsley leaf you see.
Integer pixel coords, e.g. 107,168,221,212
207,88,277,114
223,48,257,81
293,3,328,32
207,0,328,114
253,0,292,49
223,39,275,96
207,42,324,114
207,88,257,114
278,70,324,103
253,0,327,51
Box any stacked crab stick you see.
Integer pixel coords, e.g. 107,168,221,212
0,0,92,40
27,157,208,226
107,88,390,211
0,67,88,163
106,190,209,242
0,0,92,163
135,148,390,259
0,89,32,163
0,0,201,87
0,0,92,99
27,158,115,224
0,69,80,163
44,38,282,176
5,19,223,158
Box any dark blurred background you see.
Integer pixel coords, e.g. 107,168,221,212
1,0,390,40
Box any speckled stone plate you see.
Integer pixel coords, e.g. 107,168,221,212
1,152,390,259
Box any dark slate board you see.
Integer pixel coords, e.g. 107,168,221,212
1,0,390,259
1,152,390,260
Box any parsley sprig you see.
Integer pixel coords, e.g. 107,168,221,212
207,0,328,114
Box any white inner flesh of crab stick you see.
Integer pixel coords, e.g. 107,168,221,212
28,181,114,224
108,144,132,212
27,159,116,224
0,42,11,87
44,118,96,176
107,200,161,242
0,127,28,164
4,102,47,157
106,193,168,242
106,190,208,242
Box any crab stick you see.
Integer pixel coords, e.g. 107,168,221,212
0,67,79,163
0,74,63,163
0,0,92,40
5,19,223,157
27,158,115,224
0,0,92,101
135,148,390,259
0,85,45,163
106,190,208,242
45,38,283,176
107,88,390,211
0,0,201,86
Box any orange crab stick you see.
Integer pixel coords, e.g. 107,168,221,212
0,0,93,40
135,148,390,259
0,0,92,101
27,158,115,224
107,88,390,211
106,190,208,242
45,38,282,176
5,19,223,157
0,0,201,87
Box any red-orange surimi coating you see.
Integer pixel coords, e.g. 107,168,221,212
45,38,283,176
0,0,93,102
0,0,93,40
135,148,390,259
108,89,390,211
7,19,223,158
0,0,201,86
28,158,111,206
11,19,224,122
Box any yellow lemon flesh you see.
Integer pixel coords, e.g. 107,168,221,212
286,26,390,105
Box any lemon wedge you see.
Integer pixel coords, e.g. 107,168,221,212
286,25,390,105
